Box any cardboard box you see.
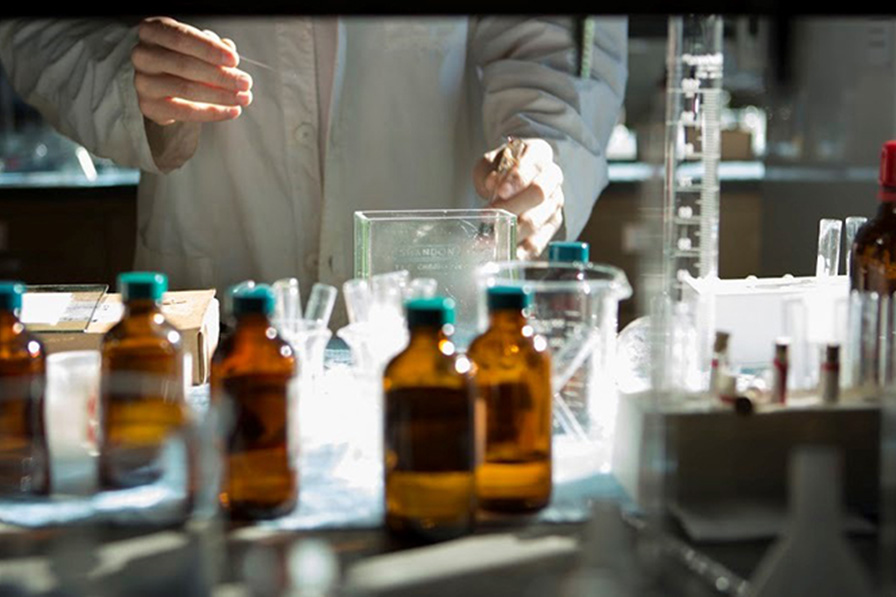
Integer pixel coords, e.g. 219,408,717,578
31,290,220,385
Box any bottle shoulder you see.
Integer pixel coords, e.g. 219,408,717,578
101,320,184,363
468,327,549,364
384,342,471,390
212,327,296,378
855,212,896,246
0,322,45,369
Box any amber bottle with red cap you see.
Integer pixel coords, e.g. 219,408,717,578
851,140,896,294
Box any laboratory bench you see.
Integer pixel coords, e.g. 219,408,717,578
0,489,882,596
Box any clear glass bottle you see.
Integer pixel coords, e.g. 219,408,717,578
0,281,50,495
468,286,552,512
383,297,476,542
99,272,189,490
212,284,297,520
850,140,896,295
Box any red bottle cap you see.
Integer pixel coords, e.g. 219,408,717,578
880,141,896,188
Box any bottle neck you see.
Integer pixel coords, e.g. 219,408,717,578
124,299,162,318
0,309,24,342
488,308,527,332
0,309,20,328
408,324,449,348
234,312,273,331
878,185,896,212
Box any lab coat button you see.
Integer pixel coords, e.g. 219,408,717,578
294,123,315,144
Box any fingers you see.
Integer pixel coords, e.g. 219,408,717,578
517,208,564,260
138,16,238,68
132,44,251,92
495,180,565,240
135,72,252,107
139,96,242,126
490,139,554,200
133,18,252,125
473,155,496,199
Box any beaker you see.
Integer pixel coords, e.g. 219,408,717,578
477,261,632,473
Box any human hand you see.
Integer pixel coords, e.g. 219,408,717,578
132,16,253,125
473,138,565,260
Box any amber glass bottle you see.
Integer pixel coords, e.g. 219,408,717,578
383,297,477,542
851,140,896,295
99,272,189,490
468,286,552,513
0,282,50,496
547,241,590,264
212,284,297,520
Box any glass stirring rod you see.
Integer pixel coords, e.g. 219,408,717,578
238,54,275,72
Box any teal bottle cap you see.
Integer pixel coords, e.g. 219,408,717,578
0,281,26,312
486,285,532,311
118,271,168,302
405,297,456,328
548,241,589,263
232,284,276,317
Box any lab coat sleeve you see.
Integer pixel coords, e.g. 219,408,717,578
0,18,198,174
470,17,627,241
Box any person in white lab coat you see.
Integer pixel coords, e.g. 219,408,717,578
0,16,626,315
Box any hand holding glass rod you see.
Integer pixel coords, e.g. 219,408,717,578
489,136,526,202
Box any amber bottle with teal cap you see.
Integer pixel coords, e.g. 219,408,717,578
468,286,552,512
0,281,50,495
99,272,189,490
212,284,297,520
383,297,477,542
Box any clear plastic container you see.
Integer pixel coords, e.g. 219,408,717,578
355,209,517,345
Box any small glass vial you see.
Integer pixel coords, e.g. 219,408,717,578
99,272,189,490
383,297,476,542
468,286,552,513
0,281,50,496
212,284,297,520
709,330,730,398
772,339,789,405
819,344,840,405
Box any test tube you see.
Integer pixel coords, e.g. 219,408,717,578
407,278,438,300
820,344,841,404
305,283,338,327
783,297,811,390
772,338,790,404
881,294,892,387
343,279,371,324
816,218,843,277
371,271,410,316
846,290,880,390
845,216,868,278
273,278,302,337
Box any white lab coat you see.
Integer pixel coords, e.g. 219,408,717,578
0,17,627,314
